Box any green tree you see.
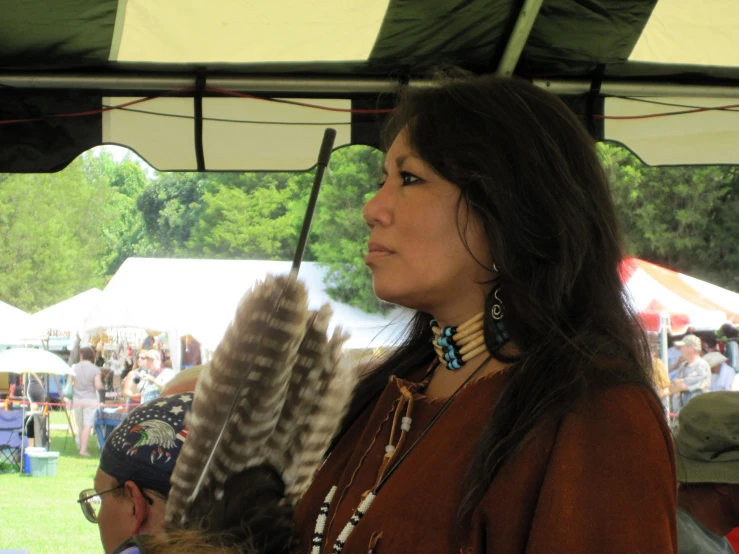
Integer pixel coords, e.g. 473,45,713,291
137,172,207,254
187,175,305,259
184,147,388,312
0,157,111,311
311,146,389,313
98,155,156,274
600,143,739,290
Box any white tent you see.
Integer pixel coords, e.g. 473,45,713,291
0,301,41,346
31,288,103,336
83,258,410,366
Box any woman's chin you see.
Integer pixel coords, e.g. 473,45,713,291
372,284,416,311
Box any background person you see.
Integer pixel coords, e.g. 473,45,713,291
78,393,192,554
121,350,149,410
705,352,736,392
675,391,739,553
670,335,711,413
137,350,175,404
72,346,103,457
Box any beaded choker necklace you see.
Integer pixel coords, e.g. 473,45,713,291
431,312,487,371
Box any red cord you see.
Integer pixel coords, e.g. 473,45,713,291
204,87,393,114
0,86,392,125
595,103,739,120
2,84,735,125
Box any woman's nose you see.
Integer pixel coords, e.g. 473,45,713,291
362,187,392,229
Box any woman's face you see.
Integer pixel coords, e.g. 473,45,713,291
362,129,493,316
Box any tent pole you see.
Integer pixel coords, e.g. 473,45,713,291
0,74,436,93
496,0,545,77
52,374,76,442
535,79,739,99
3,73,739,99
660,312,670,372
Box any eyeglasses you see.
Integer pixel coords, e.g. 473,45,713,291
137,356,146,360
77,485,157,524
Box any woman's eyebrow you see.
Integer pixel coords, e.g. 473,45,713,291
382,154,411,176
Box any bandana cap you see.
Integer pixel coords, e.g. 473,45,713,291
99,392,192,496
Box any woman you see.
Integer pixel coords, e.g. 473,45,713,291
294,74,677,553
137,349,175,403
72,346,103,457
121,349,149,410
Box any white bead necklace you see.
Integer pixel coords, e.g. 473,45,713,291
311,357,490,553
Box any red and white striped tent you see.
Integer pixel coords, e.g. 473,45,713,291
621,258,739,334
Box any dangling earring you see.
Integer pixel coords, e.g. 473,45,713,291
490,264,510,346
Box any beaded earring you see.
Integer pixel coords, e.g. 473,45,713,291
490,262,510,347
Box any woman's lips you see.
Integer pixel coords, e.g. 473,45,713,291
365,242,394,263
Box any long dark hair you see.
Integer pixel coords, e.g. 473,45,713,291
338,73,653,532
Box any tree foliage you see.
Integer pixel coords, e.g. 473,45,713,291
0,157,111,311
600,143,739,291
2,143,739,315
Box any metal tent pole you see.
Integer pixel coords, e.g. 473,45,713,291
496,0,545,77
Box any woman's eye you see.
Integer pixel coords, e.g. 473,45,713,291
400,171,420,186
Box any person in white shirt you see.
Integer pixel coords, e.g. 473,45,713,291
670,335,711,412
705,352,737,392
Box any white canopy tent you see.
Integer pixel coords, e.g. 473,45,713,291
83,258,410,370
30,288,103,337
0,301,42,346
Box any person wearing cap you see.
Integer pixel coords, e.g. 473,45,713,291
674,391,739,553
670,334,711,413
705,352,737,392
137,350,176,404
76,392,192,554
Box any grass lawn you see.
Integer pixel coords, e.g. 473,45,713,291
0,411,102,554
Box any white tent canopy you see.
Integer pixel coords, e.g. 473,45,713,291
83,258,409,354
0,301,41,345
0,347,73,375
31,288,103,336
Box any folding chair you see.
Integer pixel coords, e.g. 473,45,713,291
0,409,24,473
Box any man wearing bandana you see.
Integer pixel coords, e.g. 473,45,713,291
77,393,192,554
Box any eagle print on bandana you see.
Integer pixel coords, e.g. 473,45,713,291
111,394,191,465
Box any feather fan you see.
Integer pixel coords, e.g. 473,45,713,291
165,273,359,552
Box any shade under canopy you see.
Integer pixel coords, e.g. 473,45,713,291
2,0,739,171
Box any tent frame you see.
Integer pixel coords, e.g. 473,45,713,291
2,74,739,100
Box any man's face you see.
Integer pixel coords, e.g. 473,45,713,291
94,469,136,554
681,344,697,358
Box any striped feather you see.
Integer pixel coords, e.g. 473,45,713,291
283,327,355,504
166,274,309,525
